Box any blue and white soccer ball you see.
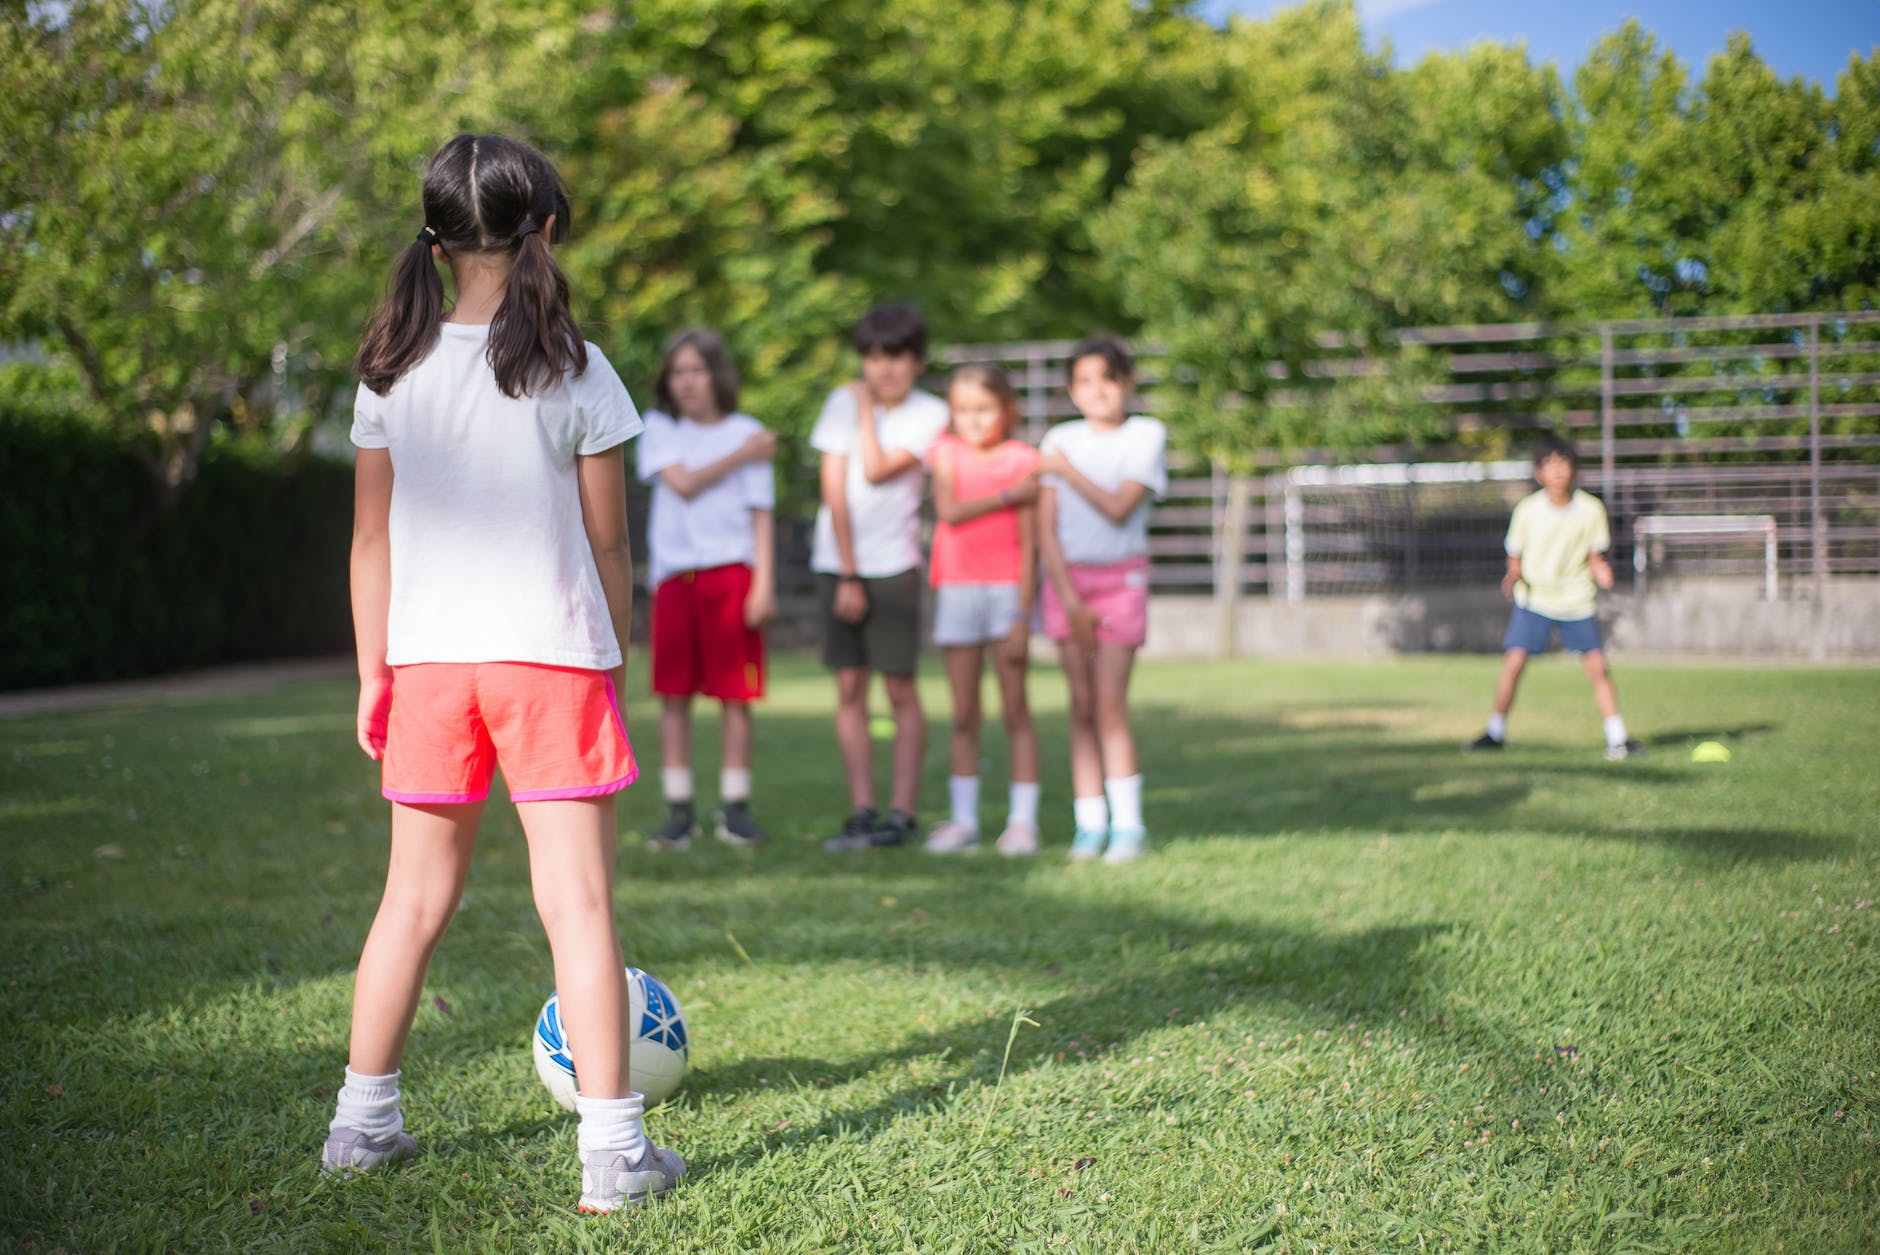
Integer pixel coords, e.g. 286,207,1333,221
532,966,690,1109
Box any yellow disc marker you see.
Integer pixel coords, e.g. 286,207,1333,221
1690,740,1732,763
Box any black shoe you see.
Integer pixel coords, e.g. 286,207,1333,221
822,807,881,853
714,801,769,847
867,808,918,848
1466,732,1505,752
648,802,699,851
1604,739,1645,761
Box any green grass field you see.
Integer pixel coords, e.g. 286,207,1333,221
2,654,1876,1253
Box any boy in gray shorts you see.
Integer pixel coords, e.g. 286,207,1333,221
810,305,950,849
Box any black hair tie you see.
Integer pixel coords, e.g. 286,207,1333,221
514,219,541,241
416,226,442,248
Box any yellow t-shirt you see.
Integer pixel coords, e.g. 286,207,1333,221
1505,489,1610,620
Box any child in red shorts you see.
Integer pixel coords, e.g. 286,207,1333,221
1038,336,1168,865
337,135,682,1211
638,328,778,849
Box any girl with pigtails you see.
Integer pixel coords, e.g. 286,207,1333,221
327,133,683,1212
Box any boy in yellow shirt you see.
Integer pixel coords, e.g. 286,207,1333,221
1469,436,1644,760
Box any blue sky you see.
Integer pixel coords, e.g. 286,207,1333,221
1202,1,1878,91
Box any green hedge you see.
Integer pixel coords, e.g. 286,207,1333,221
1,409,353,690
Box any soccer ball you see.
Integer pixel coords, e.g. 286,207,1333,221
532,966,690,1109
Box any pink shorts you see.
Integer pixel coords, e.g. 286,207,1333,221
1040,555,1150,647
382,662,638,804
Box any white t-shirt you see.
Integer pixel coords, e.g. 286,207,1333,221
350,325,642,669
809,386,950,577
637,410,776,588
1040,416,1168,564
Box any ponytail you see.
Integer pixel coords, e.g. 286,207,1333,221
488,226,586,399
355,234,447,396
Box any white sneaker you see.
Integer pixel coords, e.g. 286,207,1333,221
1102,827,1148,864
995,823,1039,857
578,1144,687,1212
924,821,981,853
321,1127,418,1174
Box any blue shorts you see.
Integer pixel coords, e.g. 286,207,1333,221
1503,605,1603,655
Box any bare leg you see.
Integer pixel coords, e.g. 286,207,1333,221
883,673,925,815
520,796,629,1098
1580,649,1621,719
943,645,985,779
1093,644,1140,779
348,801,482,1075
1059,637,1103,800
834,667,874,810
721,700,754,771
1492,648,1529,716
994,643,1039,785
659,696,692,775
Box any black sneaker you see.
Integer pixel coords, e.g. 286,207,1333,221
822,807,881,853
648,802,699,851
714,801,769,847
1466,732,1505,752
867,808,918,848
1604,739,1645,762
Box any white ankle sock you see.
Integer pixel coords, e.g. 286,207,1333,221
331,1067,402,1140
1073,795,1109,835
1487,713,1507,741
661,767,693,804
948,775,980,831
720,766,752,804
576,1091,648,1163
1105,774,1144,832
1007,781,1040,828
1603,715,1628,748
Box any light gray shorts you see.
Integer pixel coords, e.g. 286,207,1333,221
932,582,1023,647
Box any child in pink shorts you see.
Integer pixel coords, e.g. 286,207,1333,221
1037,336,1168,864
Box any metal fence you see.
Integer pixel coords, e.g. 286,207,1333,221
940,311,1880,601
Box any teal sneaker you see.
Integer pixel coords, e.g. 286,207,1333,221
1068,827,1107,862
1103,826,1148,864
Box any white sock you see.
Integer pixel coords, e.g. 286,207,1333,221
948,775,980,831
720,766,752,804
576,1091,648,1163
1487,713,1507,741
661,767,693,804
1073,795,1109,836
1603,715,1628,748
1105,774,1144,832
1007,781,1041,828
331,1067,402,1140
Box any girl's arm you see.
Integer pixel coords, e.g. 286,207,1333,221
1002,500,1039,660
1041,449,1149,525
350,448,395,760
577,445,636,696
851,381,920,486
933,456,1040,526
658,430,776,500
1037,484,1098,651
745,507,777,628
1500,555,1523,600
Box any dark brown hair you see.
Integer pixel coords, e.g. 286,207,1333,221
653,327,740,417
356,134,586,398
853,303,928,359
948,363,1020,439
1066,334,1135,387
1534,432,1581,470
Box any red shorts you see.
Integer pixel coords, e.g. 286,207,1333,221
651,564,766,701
382,663,637,804
1040,555,1151,647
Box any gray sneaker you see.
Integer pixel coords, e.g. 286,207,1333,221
577,1144,687,1213
714,801,769,847
649,802,699,851
321,1126,419,1174
822,806,881,852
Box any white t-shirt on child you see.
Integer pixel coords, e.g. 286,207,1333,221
808,385,950,577
637,410,776,588
1040,415,1168,565
350,324,642,670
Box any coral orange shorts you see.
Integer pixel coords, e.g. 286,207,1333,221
382,662,637,804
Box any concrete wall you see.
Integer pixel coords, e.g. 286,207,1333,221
1146,578,1880,661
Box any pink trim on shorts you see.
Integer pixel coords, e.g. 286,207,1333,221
509,766,640,803
383,787,490,805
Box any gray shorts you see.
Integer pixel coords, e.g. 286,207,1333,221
932,583,1023,647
